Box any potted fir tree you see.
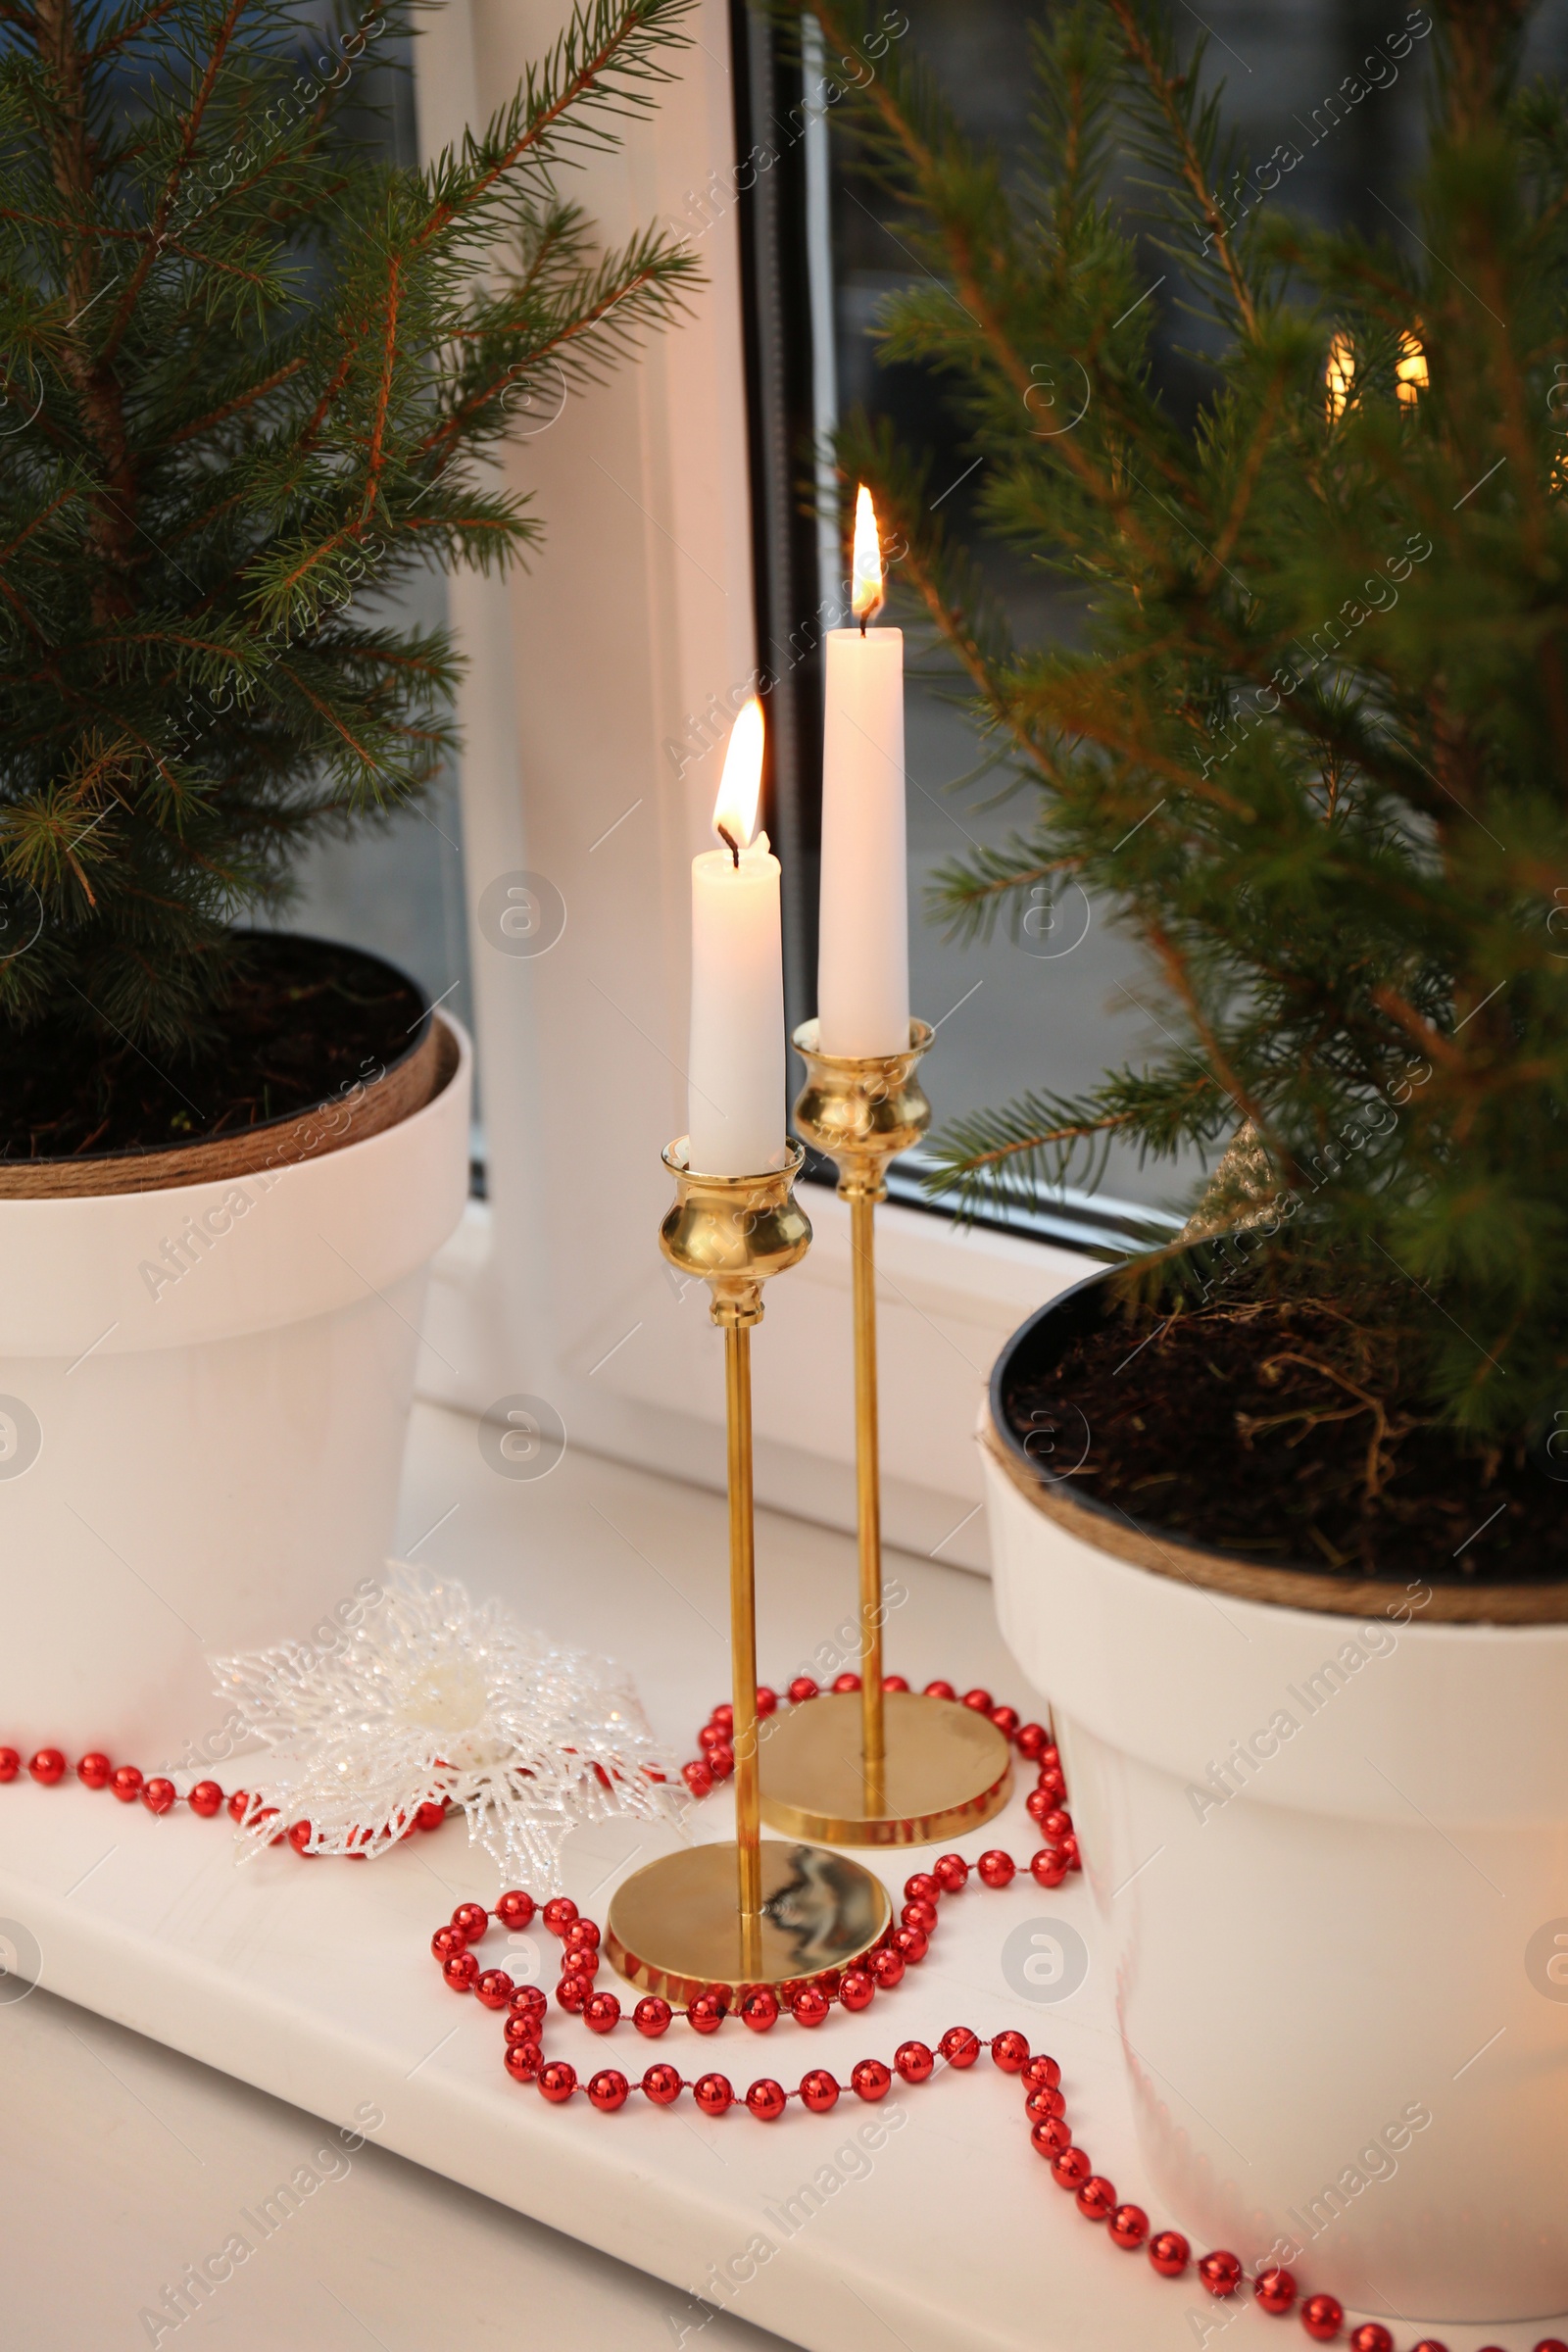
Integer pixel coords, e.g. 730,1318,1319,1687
0,0,696,1758
808,0,1568,2326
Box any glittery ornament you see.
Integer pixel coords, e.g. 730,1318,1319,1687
203,1564,682,1884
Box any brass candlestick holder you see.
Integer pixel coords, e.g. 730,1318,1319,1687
758,1020,1012,1846
605,1139,891,2003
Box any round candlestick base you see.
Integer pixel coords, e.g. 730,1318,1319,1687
605,1838,892,2005
758,1690,1013,1847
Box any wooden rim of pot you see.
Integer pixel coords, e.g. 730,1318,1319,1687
0,1008,460,1200
985,1273,1568,1629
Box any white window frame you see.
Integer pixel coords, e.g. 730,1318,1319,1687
411,0,1089,1574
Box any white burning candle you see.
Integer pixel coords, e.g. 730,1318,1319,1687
817,484,910,1058
687,696,786,1176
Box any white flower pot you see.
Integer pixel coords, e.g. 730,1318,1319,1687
0,1013,471,1768
982,1274,1568,2327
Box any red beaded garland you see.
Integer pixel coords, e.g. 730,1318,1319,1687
746,2078,786,2121
1108,2205,1148,2250
1198,2251,1242,2297
1148,2230,1190,2278
1300,2295,1345,2342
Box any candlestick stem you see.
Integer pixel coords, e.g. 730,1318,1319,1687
848,1184,887,1809
724,1321,763,1947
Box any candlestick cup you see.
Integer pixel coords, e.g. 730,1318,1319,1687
605,1140,891,2003
757,1022,1012,1845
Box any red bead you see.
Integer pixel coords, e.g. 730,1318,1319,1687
686,1991,726,2034
746,2077,787,2121
75,1751,112,1789
588,2068,629,2111
894,2040,934,2083
409,1799,443,1832
1536,2342,1568,2352
443,1950,479,1992
541,1896,577,1936
903,1871,940,1905
225,1788,249,1821
564,1915,601,1950
1148,2230,1190,2278
1030,2116,1072,2158
1199,2251,1242,2297
583,1990,621,2034
961,1688,993,1714
556,1971,592,2012
1061,1833,1082,1871
990,1704,1021,1738
1039,1765,1067,1800
851,2059,892,2100
693,2072,733,2117
1025,1788,1054,1825
901,1898,938,1933
1050,2146,1092,2190
1253,2267,1297,2315
710,1701,734,1731
882,1674,909,1691
706,1743,736,1781
634,1996,672,2037
1348,2328,1393,2352
830,1672,861,1693
976,1849,1015,1889
504,2011,542,2046
1030,1848,1069,1888
787,1677,819,1704
869,1948,905,1988
839,1968,875,2011
755,1686,778,1716
933,1852,969,1892
641,2063,682,2105
431,1925,466,1961
939,2027,980,2070
922,1679,956,1701
893,1926,929,1964
504,2042,540,2082
143,1778,177,1816
109,1764,143,1802
991,2030,1030,2073
1037,1808,1072,1840
0,1747,18,1782
1025,2084,1066,2122
681,1759,713,1796
1016,1722,1049,1760
476,1969,514,2010
496,1889,535,1931
698,1722,728,1752
188,1780,223,1817
452,1901,489,1941
1109,2203,1149,2249
788,1985,827,2029
799,2068,839,2113
740,1987,779,2032
286,1817,313,1850
1021,2053,1061,2092
27,1748,65,1785
511,1984,547,2021
1409,2346,1449,2352
1076,2176,1116,2222
537,2060,577,2103
1300,2295,1345,2341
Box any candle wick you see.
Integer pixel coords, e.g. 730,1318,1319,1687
858,612,867,637
716,823,742,868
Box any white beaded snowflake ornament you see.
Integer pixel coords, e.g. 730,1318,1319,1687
204,1564,684,1885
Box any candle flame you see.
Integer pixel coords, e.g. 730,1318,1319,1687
712,695,765,857
1325,330,1354,423
1396,327,1428,409
851,483,885,625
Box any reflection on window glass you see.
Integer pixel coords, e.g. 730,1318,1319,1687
816,0,1565,1226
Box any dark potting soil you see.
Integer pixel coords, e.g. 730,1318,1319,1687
1003,1284,1565,1584
0,934,426,1162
